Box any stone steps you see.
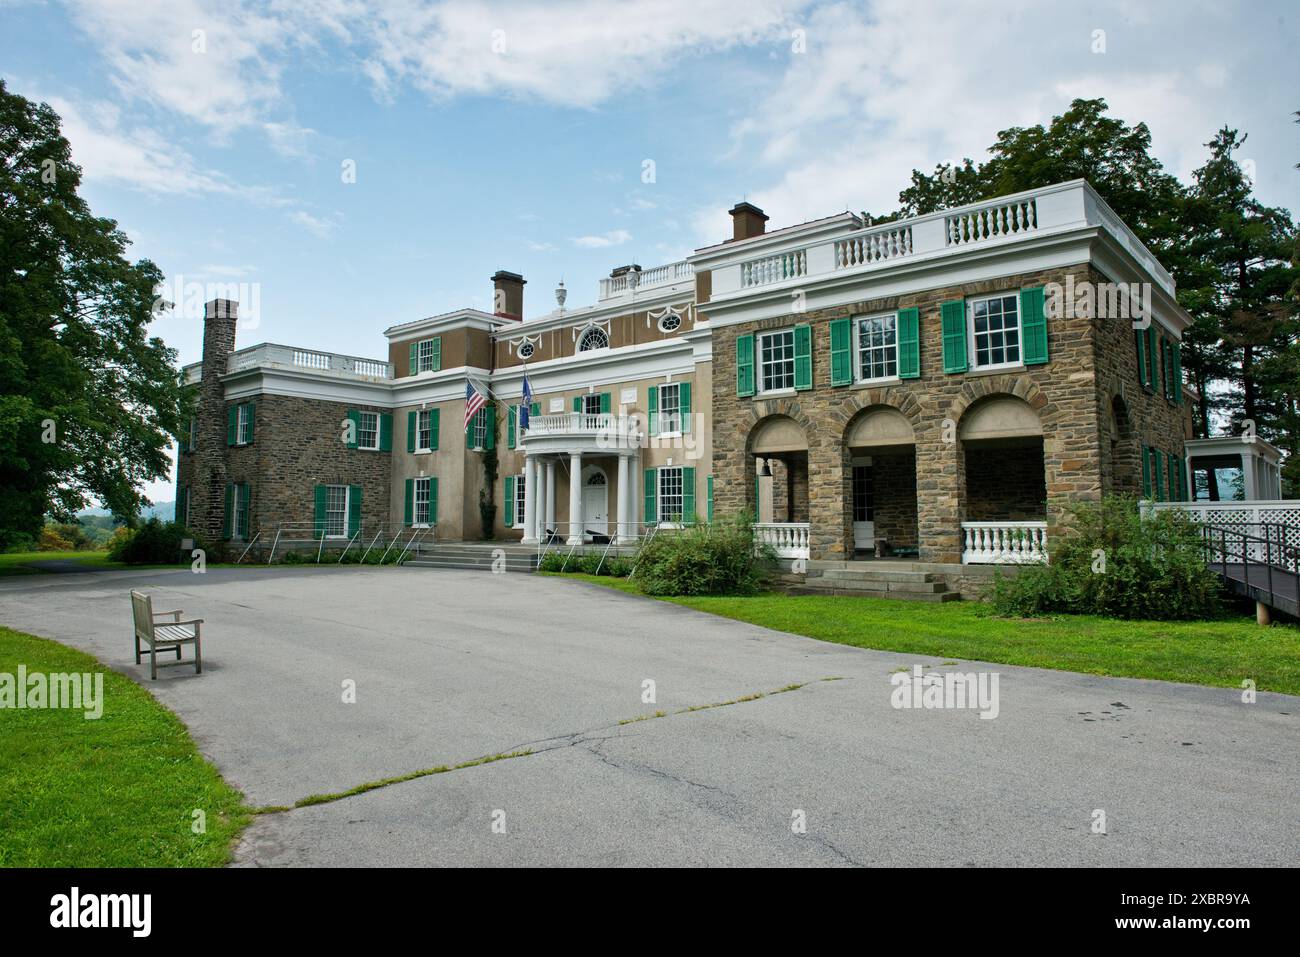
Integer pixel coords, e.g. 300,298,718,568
405,543,539,573
786,560,963,602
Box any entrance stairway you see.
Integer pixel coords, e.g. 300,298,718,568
780,560,962,602
404,542,539,573
1201,522,1299,620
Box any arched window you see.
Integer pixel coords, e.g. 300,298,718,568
578,327,609,352
586,471,607,487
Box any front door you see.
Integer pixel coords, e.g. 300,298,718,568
852,461,874,551
583,472,609,539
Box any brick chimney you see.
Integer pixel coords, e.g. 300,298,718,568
491,271,526,321
728,202,769,242
190,299,238,546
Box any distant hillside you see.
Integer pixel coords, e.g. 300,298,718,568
76,501,175,521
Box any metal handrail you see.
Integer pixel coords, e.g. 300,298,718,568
1199,521,1300,609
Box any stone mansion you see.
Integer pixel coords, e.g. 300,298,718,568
176,179,1193,566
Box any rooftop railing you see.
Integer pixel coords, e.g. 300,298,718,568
598,260,695,300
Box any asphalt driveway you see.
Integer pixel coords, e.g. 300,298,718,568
1,565,1296,867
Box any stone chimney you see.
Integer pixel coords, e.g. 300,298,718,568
190,299,239,547
728,202,769,242
492,271,526,321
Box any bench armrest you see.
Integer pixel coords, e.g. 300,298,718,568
152,610,184,622
172,619,203,627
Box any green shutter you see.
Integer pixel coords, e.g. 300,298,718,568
408,342,418,374
1141,446,1151,498
679,381,691,432
429,478,438,524
530,402,540,416
1135,329,1149,389
682,467,696,524
736,334,755,396
313,485,327,539
1153,449,1164,499
1020,287,1048,365
830,317,852,386
404,479,413,526
407,411,416,453
706,475,714,523
222,483,233,539
644,468,657,526
466,410,475,449
348,485,362,536
241,483,251,538
646,385,658,435
504,476,515,527
430,336,442,372
897,307,920,379
1147,324,1159,388
508,405,517,449
941,300,967,373
227,405,237,446
793,324,812,390
600,392,612,414
1171,342,1183,405
484,405,495,450
245,402,255,442
346,409,360,449
379,413,392,452
429,408,440,449
573,395,582,413
1167,455,1178,503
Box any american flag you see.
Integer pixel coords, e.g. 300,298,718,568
464,379,487,431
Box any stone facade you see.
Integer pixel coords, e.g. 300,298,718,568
710,263,1188,563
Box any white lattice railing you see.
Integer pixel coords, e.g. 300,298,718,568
962,521,1048,564
945,197,1038,246
741,249,808,287
754,522,810,559
835,224,913,267
1144,500,1300,563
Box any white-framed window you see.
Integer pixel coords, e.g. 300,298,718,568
578,327,609,352
582,393,602,415
357,411,379,450
416,338,440,373
514,473,527,527
659,382,682,433
324,485,349,538
413,477,432,526
658,311,682,333
758,329,796,392
236,403,252,445
969,293,1021,368
856,313,898,381
658,467,684,523
518,341,535,359
232,484,250,539
416,409,434,452
471,407,488,449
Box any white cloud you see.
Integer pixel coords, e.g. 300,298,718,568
572,229,632,248
526,240,558,252
289,210,339,238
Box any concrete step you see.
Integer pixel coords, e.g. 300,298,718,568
786,584,960,602
814,567,937,584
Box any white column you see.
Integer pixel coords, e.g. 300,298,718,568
616,454,630,544
521,455,539,544
545,459,557,535
567,452,583,545
1242,451,1259,501
531,457,545,541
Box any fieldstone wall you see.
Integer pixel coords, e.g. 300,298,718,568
711,263,1115,562
964,441,1047,521
871,452,918,550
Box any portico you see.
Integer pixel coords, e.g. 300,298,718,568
518,411,641,545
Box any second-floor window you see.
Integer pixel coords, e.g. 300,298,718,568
236,403,253,445
582,394,603,415
659,383,682,433
411,337,441,374
416,409,434,452
357,411,379,450
759,329,795,392
471,407,488,449
969,293,1021,368
856,314,898,381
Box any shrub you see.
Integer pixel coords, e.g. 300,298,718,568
107,519,205,565
280,551,305,565
633,515,773,597
991,496,1223,620
37,527,75,551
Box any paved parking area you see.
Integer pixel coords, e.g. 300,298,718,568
1,565,1296,866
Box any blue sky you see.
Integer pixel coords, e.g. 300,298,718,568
2,0,1297,502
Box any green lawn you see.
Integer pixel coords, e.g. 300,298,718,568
0,626,249,866
0,550,125,576
548,573,1300,696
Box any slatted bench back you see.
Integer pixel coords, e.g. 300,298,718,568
130,590,155,644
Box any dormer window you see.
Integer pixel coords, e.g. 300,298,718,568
577,327,609,352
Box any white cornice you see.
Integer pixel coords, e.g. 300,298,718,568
384,309,507,342
491,338,697,399
503,283,695,338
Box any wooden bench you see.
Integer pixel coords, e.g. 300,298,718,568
130,590,203,680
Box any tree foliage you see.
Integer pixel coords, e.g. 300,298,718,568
0,80,188,548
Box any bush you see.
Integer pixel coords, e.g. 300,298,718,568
37,527,75,551
991,496,1223,620
633,515,774,597
107,519,205,565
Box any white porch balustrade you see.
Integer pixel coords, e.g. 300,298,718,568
961,522,1048,564
753,522,810,559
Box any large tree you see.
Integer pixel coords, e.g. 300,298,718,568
0,80,187,548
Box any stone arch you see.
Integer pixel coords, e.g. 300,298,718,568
843,405,916,448
1107,393,1139,495
744,413,810,526
958,392,1047,524
946,375,1052,431
957,394,1044,442
746,413,808,455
